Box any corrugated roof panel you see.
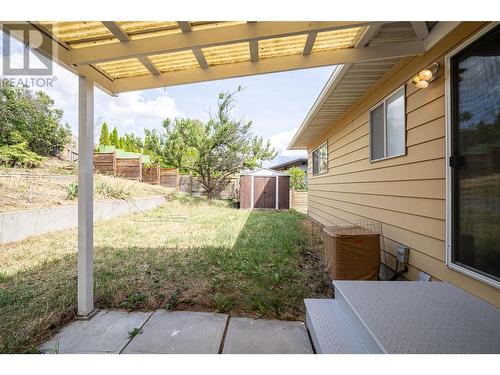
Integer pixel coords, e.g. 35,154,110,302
202,42,250,66
191,21,246,31
118,21,181,40
259,34,308,59
41,21,113,43
96,58,150,79
312,27,365,52
149,50,200,72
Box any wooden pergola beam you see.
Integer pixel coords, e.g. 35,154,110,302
303,32,317,55
249,40,259,62
69,21,374,66
0,22,115,93
411,22,430,40
111,40,424,92
102,21,130,42
102,21,161,76
177,21,208,69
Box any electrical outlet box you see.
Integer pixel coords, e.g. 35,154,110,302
396,245,410,264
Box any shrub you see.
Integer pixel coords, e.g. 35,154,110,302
0,83,71,156
66,182,78,200
95,181,131,200
0,143,43,168
288,167,307,191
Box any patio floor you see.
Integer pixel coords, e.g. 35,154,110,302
38,310,314,354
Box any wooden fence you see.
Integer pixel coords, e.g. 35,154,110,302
142,164,160,185
290,190,308,213
116,157,142,180
159,168,179,189
92,152,242,200
93,152,115,175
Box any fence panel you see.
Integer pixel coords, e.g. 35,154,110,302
116,157,142,180
142,164,160,185
93,152,115,175
160,168,179,189
290,190,308,213
178,174,192,193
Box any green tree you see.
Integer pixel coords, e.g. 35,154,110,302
99,122,110,146
109,127,119,147
288,167,307,191
0,82,71,156
159,88,276,199
143,128,162,163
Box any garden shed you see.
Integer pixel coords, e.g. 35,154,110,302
239,168,290,209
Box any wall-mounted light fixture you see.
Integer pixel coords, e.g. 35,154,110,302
410,62,440,89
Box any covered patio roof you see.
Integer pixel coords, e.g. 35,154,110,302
289,22,461,149
1,21,431,94
0,20,457,318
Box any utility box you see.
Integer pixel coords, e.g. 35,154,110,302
322,225,381,281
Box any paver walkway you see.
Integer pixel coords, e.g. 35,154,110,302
38,309,314,354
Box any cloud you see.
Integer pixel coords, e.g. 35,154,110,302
266,126,307,159
95,89,184,136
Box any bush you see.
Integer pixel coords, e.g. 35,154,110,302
0,83,71,157
66,182,78,199
95,181,131,200
0,143,43,168
288,167,307,191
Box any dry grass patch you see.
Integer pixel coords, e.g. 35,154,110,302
0,157,172,212
0,193,330,353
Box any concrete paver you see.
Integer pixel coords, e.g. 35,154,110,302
122,310,228,354
222,317,313,354
38,310,153,354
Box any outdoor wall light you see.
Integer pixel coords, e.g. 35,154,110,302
410,62,440,89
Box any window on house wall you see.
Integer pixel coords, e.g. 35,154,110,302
312,142,328,175
369,87,406,161
448,24,500,285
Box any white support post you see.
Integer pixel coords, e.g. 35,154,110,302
77,75,95,317
251,176,254,209
275,176,279,209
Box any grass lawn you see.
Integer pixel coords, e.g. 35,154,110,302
0,193,330,353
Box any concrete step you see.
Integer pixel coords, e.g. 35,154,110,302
305,299,369,354
308,281,500,354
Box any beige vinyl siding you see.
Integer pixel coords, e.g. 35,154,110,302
307,22,500,307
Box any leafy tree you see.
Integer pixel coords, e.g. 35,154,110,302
117,137,125,150
159,88,276,199
0,82,71,156
99,122,110,146
288,167,307,191
143,128,162,163
109,127,119,147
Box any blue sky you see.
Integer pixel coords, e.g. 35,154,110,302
1,33,335,163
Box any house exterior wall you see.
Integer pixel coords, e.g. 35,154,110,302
306,22,500,307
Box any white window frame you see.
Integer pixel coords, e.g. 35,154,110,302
369,86,407,162
312,141,328,176
445,22,500,289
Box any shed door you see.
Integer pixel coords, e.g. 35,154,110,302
254,176,276,208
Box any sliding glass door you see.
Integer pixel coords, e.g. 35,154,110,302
450,24,500,283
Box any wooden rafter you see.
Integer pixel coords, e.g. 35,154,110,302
411,22,430,40
111,40,424,92
177,21,209,69
249,40,259,62
303,32,317,55
102,21,161,76
69,21,374,65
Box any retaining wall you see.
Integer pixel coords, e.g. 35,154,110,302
0,195,166,244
